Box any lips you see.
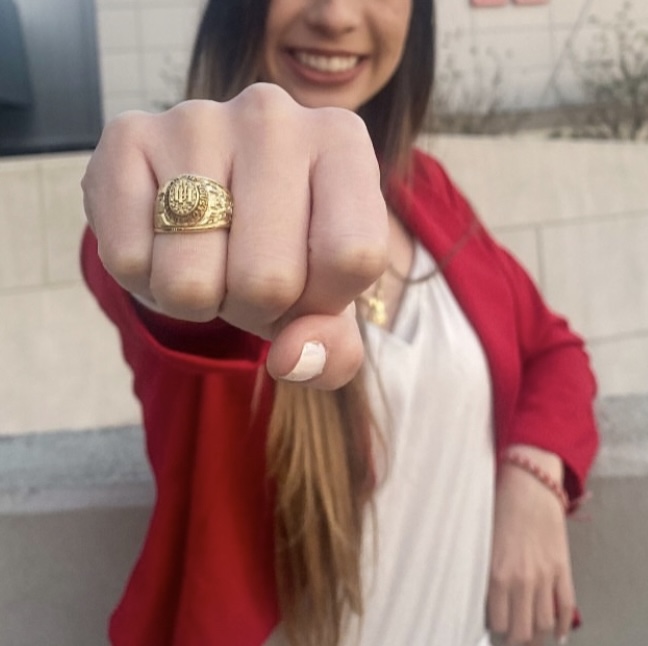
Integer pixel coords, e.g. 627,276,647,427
293,50,361,73
284,48,366,85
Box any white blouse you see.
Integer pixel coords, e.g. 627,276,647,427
266,244,495,646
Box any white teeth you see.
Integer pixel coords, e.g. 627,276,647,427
294,51,360,73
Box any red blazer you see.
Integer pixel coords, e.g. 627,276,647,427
81,150,599,646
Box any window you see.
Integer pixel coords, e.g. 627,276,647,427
0,0,102,156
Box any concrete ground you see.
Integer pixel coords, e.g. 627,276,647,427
0,477,647,645
1,401,647,646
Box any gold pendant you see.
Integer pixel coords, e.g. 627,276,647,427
367,294,387,326
359,274,388,326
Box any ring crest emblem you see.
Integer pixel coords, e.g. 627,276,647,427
154,174,233,233
165,176,208,224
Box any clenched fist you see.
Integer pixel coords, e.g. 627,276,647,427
82,83,389,389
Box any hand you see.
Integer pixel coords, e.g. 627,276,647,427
82,83,389,389
488,446,575,645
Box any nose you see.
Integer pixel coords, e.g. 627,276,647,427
304,0,362,36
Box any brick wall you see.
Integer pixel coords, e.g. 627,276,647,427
1,137,646,434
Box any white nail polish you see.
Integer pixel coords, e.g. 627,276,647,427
558,636,568,645
282,342,326,382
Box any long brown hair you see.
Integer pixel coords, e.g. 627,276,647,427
186,2,435,644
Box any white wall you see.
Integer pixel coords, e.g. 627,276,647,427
435,0,648,110
95,0,204,122
0,153,141,435
95,0,648,120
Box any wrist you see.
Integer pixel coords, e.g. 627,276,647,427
503,444,563,481
499,447,568,512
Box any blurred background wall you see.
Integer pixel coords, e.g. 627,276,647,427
2,0,646,435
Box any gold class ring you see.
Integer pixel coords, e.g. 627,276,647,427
154,174,233,233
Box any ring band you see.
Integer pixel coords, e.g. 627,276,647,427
154,174,233,233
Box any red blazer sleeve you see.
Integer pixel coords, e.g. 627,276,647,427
81,227,280,646
490,239,600,505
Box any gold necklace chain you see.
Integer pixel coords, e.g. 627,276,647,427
386,261,439,285
358,216,481,326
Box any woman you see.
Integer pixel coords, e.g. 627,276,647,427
81,0,599,645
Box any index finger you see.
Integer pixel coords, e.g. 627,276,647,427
295,108,388,317
82,112,157,298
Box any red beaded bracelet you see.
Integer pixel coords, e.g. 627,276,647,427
501,451,569,512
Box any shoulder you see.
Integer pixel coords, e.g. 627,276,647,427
410,148,465,205
389,147,482,242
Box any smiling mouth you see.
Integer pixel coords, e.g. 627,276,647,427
292,50,362,73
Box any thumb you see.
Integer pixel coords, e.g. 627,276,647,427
266,304,363,390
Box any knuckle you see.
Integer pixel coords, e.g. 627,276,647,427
152,273,222,320
87,111,152,185
81,173,97,225
233,83,296,122
488,615,507,634
316,107,369,140
102,110,152,146
166,99,220,126
80,167,93,196
328,237,388,285
314,108,375,155
558,598,575,616
535,566,553,587
490,562,533,589
92,111,156,176
536,616,556,633
489,569,510,591
511,628,534,645
230,267,303,316
512,572,533,591
98,243,149,288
